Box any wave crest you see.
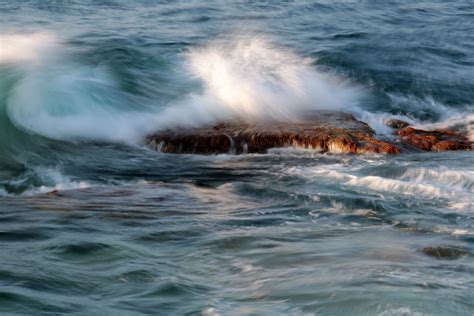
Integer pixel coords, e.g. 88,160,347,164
156,36,363,128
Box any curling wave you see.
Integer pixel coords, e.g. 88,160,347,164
2,33,364,144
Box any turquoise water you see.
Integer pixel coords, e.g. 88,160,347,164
1,1,473,315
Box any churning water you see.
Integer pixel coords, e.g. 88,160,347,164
1,1,473,315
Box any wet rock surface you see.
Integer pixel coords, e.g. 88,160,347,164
147,111,472,155
421,246,470,260
396,127,472,152
384,118,410,130
147,111,401,155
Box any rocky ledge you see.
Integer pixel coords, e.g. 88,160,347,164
147,111,400,154
147,112,472,155
395,127,472,151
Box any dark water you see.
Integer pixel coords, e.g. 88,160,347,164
1,1,473,315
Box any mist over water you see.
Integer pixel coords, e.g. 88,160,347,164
0,1,473,315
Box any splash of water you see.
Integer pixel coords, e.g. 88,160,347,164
414,114,474,142
3,32,365,144
156,36,363,128
3,32,473,147
0,33,60,64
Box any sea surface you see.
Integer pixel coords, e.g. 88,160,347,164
1,1,473,315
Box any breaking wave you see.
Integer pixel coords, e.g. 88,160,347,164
155,36,363,128
1,32,363,145
3,32,471,146
0,32,472,196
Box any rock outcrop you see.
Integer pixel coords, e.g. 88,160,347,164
422,246,470,260
147,111,401,155
147,111,472,155
395,127,472,151
384,118,410,129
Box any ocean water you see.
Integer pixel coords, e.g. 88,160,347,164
1,1,473,315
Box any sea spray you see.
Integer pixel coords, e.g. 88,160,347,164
155,36,364,129
3,32,471,146
0,32,59,64
3,33,365,144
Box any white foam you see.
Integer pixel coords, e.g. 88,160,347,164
357,111,419,135
448,202,473,211
202,308,220,316
3,33,163,143
285,164,474,209
346,175,447,197
433,226,471,237
322,200,375,217
153,36,364,129
27,181,91,196
5,170,158,197
414,113,474,142
377,306,428,316
3,32,471,149
398,167,474,192
20,168,92,196
4,33,364,144
0,33,59,64
387,93,474,141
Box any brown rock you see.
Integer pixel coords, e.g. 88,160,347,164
147,111,401,155
384,118,410,129
395,127,472,151
422,246,470,260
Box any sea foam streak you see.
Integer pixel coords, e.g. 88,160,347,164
286,163,473,211
3,33,362,143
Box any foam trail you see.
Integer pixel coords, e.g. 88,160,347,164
286,163,474,211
